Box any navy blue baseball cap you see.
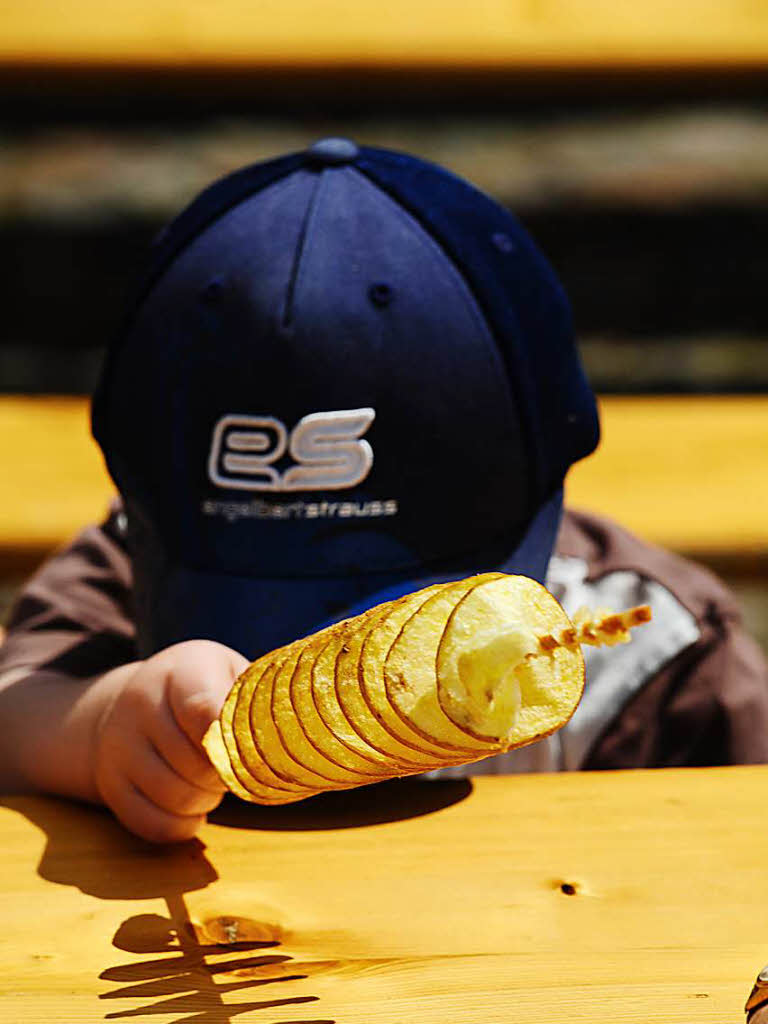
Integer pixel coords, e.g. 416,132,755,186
92,137,599,660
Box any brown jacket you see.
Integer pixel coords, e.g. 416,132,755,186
1,504,767,770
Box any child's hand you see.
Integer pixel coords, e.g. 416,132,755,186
92,640,249,843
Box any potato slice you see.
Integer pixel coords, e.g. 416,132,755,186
271,642,374,787
312,622,401,775
359,583,469,759
233,657,309,793
437,575,585,746
216,669,314,802
218,675,264,798
203,720,309,805
337,601,457,770
250,649,344,790
290,621,389,778
384,574,505,754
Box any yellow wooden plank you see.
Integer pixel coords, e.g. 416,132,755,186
1,767,766,1021
3,0,768,67
0,396,115,552
567,394,768,554
0,394,766,557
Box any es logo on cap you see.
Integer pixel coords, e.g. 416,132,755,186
208,408,375,492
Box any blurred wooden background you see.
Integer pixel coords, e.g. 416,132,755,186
1,1,767,651
4,0,768,67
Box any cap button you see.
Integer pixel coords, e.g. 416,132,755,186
306,137,359,166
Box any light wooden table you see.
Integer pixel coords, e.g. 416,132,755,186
1,767,764,1022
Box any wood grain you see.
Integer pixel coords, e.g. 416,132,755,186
1,767,764,1022
1,394,767,561
3,0,768,67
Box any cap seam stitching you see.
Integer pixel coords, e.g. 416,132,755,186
281,171,325,329
352,154,540,511
347,168,512,404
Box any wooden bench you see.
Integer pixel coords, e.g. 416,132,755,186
3,0,768,69
1,394,766,575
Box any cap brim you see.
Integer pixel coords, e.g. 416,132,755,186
135,489,563,660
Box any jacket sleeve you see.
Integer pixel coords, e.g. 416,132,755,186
0,505,138,681
584,601,768,769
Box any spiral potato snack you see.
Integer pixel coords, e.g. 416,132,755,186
203,573,651,804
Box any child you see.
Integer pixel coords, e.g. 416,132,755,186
1,138,766,842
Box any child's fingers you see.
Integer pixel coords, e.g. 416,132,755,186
151,695,225,793
130,740,224,818
100,773,206,844
164,642,250,746
94,640,251,842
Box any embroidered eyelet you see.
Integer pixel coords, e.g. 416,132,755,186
368,282,394,307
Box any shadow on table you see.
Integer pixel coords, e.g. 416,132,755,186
209,776,473,831
2,780,470,1021
1,795,337,1024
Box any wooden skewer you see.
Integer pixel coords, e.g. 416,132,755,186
534,604,652,655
